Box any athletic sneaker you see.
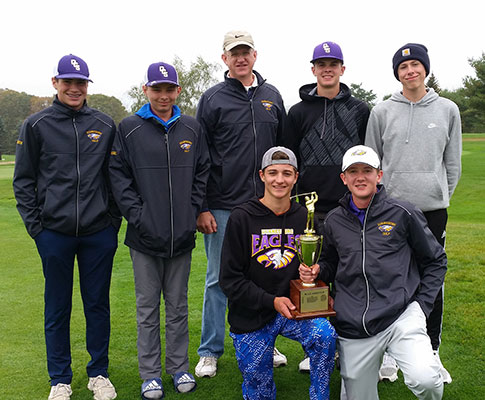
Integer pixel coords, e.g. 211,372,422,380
379,353,399,382
48,383,72,400
434,351,452,384
273,347,287,367
298,356,310,373
195,356,217,378
87,375,117,400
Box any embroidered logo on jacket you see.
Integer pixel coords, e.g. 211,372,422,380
179,140,192,152
377,221,396,236
252,230,299,270
261,100,274,111
86,130,102,142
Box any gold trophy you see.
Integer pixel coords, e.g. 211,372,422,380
290,192,336,319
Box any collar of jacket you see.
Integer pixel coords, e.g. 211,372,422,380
52,95,89,116
136,103,181,130
339,184,386,213
223,69,266,92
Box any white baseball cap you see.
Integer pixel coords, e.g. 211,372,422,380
342,145,380,172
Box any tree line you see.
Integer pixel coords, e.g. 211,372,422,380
1,53,484,156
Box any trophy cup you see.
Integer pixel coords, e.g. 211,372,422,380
290,192,336,319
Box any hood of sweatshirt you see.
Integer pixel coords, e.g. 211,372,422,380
234,196,303,218
390,87,439,106
298,82,351,103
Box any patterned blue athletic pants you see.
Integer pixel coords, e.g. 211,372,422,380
230,314,337,400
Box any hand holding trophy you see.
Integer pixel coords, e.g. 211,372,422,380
290,192,336,319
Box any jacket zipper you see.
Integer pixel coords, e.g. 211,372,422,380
360,192,377,336
73,117,80,237
249,84,261,196
164,130,174,257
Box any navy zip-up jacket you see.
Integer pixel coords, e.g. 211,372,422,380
14,97,120,238
109,104,210,258
196,70,285,210
318,186,447,339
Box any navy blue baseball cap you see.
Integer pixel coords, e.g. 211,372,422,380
54,54,92,82
145,62,179,86
311,41,344,63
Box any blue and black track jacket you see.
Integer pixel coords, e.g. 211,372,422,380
283,83,370,214
109,104,210,258
318,186,447,339
14,97,120,238
196,70,286,210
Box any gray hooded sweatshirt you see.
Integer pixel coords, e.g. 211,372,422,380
365,88,462,212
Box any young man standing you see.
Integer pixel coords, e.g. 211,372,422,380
283,41,370,233
283,40,370,372
109,62,209,399
365,43,461,383
302,145,447,400
220,146,337,400
14,54,120,400
195,30,287,378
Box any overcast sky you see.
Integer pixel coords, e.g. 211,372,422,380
2,0,483,109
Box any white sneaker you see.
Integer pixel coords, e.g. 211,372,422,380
379,353,399,382
87,375,117,400
195,356,217,378
273,347,287,367
298,356,310,373
434,351,452,384
48,383,72,400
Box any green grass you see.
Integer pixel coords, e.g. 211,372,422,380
1,136,484,399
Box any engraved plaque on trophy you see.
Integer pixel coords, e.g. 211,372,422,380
290,192,336,320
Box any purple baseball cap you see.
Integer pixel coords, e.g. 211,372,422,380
311,41,344,63
54,54,92,82
144,62,179,87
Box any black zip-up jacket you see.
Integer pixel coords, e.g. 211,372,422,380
219,198,307,334
13,97,120,238
283,83,369,213
109,111,210,258
318,186,447,339
196,70,285,210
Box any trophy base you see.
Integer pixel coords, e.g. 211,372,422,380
290,279,336,320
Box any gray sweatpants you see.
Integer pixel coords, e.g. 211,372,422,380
130,248,191,378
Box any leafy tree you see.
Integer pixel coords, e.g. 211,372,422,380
350,83,377,109
426,72,441,94
462,53,485,132
88,94,129,125
127,83,147,114
382,94,392,101
127,56,221,117
30,96,52,114
0,89,32,154
173,56,220,116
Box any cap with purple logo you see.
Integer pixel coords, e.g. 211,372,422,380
54,54,92,82
145,62,179,87
342,145,380,172
311,41,344,63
